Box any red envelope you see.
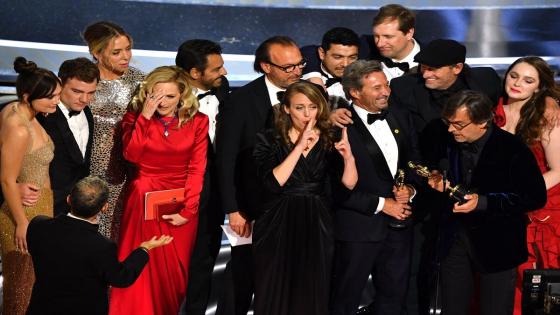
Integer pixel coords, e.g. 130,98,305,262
144,188,185,221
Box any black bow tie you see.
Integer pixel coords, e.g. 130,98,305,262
367,110,388,124
197,90,216,100
325,77,341,88
383,59,410,72
68,110,81,117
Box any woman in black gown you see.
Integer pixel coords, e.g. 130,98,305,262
253,81,357,315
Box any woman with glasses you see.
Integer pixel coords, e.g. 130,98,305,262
253,81,357,315
494,56,560,315
83,21,145,240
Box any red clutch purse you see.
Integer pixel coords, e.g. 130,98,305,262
144,188,185,221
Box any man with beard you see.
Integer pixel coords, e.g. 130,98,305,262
215,36,305,315
175,39,229,315
302,27,360,110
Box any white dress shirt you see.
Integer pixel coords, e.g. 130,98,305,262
264,75,285,106
194,88,220,144
353,104,399,212
58,103,89,158
382,38,421,82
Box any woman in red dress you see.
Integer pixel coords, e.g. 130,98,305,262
494,56,560,315
109,66,208,315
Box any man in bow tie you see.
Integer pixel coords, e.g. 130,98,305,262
175,39,230,315
330,60,421,315
301,27,360,110
35,58,98,216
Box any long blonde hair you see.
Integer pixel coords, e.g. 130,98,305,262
128,66,199,126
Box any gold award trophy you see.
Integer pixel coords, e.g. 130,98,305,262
407,161,469,205
389,169,410,229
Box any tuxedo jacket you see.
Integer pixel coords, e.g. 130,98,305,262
389,66,502,136
26,215,149,315
38,106,94,216
334,105,421,242
215,75,273,219
427,126,547,272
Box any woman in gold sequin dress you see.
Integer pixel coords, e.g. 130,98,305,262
83,21,144,240
0,57,61,315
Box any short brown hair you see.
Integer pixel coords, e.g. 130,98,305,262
372,4,415,34
58,57,100,85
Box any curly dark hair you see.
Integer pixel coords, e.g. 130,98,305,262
503,56,560,144
274,81,334,149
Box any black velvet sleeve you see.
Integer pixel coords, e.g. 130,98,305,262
98,242,149,288
253,130,283,194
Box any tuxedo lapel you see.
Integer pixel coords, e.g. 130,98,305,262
349,106,393,181
54,107,84,164
253,76,274,129
84,106,94,163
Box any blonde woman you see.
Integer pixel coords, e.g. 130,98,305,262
109,66,208,315
83,21,145,239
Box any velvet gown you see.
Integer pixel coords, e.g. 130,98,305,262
495,99,560,315
109,112,208,315
252,130,336,315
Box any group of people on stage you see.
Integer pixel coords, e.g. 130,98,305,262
0,3,559,315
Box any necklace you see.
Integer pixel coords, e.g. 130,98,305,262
156,116,177,137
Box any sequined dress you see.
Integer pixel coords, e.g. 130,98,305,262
89,67,144,240
0,105,54,315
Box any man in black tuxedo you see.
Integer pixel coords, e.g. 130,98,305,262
301,27,360,110
388,39,502,315
330,60,421,315
215,36,304,315
426,90,547,315
37,57,98,216
175,39,229,315
26,176,172,315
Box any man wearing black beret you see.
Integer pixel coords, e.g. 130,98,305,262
387,38,502,315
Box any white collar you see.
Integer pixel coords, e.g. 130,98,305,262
67,212,97,224
393,38,420,67
264,75,285,105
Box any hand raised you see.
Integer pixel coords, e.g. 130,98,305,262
141,92,165,120
296,118,318,151
334,127,353,160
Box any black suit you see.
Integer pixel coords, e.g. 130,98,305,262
26,215,149,315
215,75,273,315
389,66,501,136
38,106,93,216
183,77,230,315
330,105,421,315
425,125,547,315
388,66,501,315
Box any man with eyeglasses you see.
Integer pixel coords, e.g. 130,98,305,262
215,35,304,315
386,39,501,315
425,90,546,315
